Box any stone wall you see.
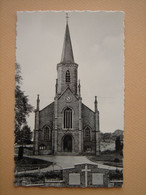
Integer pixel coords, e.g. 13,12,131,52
82,103,96,154
57,88,79,130
55,88,81,154
63,164,109,187
82,103,95,129
37,102,54,154
39,102,54,129
56,130,80,153
57,63,78,95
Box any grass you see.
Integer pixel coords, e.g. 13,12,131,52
14,156,53,172
14,170,63,186
88,150,123,167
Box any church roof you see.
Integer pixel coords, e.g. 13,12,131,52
39,101,54,113
82,103,95,114
61,22,74,63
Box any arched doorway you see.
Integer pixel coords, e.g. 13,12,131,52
63,135,72,152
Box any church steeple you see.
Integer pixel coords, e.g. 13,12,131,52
57,14,78,95
61,14,74,63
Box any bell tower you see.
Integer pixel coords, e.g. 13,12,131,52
56,14,78,96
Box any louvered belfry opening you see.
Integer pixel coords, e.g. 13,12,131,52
66,70,70,83
64,107,72,128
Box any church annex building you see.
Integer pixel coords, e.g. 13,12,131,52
33,19,100,156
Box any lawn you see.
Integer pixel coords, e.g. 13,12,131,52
88,150,123,167
14,156,53,172
14,170,63,186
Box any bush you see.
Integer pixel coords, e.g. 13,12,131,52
44,171,63,180
109,170,123,180
114,158,120,163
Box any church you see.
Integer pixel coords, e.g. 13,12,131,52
33,18,100,156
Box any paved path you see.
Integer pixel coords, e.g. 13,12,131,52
16,155,122,174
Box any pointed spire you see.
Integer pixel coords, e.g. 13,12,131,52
36,94,40,111
55,79,58,94
78,80,81,97
61,13,74,63
94,96,98,112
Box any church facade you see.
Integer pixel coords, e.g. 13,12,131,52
33,20,100,156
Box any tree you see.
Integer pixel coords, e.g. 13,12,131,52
21,125,32,144
15,63,33,144
115,136,122,152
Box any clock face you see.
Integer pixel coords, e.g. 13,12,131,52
65,95,72,102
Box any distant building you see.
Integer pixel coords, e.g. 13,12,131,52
33,18,100,155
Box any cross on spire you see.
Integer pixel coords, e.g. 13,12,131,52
66,13,69,23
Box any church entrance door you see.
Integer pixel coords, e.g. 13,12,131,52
63,135,72,152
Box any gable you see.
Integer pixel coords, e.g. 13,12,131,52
82,103,95,129
58,87,78,104
58,87,78,101
57,87,79,112
39,102,54,129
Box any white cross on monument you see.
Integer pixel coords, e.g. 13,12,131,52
82,164,91,187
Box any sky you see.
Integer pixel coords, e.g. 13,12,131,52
16,11,124,133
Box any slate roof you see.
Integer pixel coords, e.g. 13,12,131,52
61,22,74,63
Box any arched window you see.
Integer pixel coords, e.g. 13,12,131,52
84,127,91,140
64,107,72,128
66,70,70,83
44,126,51,140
